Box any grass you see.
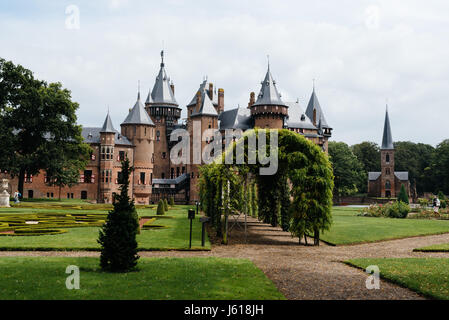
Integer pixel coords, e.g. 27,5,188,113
414,243,449,252
321,207,449,245
0,204,211,251
345,258,449,300
0,257,285,300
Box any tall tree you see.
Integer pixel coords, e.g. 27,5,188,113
351,141,380,193
0,58,90,196
98,158,139,272
430,140,449,194
328,141,365,200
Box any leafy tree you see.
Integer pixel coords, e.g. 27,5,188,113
394,141,435,194
98,158,139,272
157,199,165,215
430,140,449,195
351,142,380,193
328,141,365,200
0,58,90,197
398,184,409,204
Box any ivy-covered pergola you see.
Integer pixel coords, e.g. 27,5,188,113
199,129,334,245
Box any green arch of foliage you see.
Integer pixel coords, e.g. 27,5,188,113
199,129,334,245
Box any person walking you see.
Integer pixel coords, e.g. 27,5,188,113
13,191,20,204
433,196,440,214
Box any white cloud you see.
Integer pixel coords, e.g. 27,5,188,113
0,0,448,146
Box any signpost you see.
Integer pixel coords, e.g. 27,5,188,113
188,209,195,249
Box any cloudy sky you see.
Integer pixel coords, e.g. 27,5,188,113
1,0,448,146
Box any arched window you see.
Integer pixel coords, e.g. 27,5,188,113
385,180,391,190
386,153,390,163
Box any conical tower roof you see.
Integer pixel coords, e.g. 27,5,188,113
253,64,287,107
381,106,394,150
122,92,155,126
305,88,330,129
100,112,115,133
149,51,178,106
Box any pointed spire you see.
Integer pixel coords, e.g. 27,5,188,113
100,112,115,133
122,92,155,126
137,80,141,100
149,51,178,106
381,105,394,150
253,61,287,107
305,86,331,129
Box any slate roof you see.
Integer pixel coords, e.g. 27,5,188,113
100,113,115,133
190,80,218,117
305,89,331,129
152,173,189,185
381,107,394,150
148,51,178,106
187,80,218,107
253,65,288,107
285,101,317,130
395,172,409,181
82,127,132,146
122,93,154,126
218,107,253,131
368,172,382,181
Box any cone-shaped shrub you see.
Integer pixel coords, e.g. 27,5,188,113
398,184,409,204
163,198,169,211
98,158,139,272
157,199,165,215
169,197,175,207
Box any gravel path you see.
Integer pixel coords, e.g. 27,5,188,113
2,216,449,300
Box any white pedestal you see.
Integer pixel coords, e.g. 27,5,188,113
0,190,10,207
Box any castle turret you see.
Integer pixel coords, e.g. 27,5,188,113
305,86,333,152
380,106,395,198
121,90,155,204
250,63,289,129
145,51,181,180
99,112,116,203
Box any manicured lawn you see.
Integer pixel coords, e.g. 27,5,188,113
345,258,449,300
0,205,211,251
321,207,449,245
414,243,449,252
0,257,285,300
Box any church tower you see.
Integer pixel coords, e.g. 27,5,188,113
250,63,289,129
99,112,116,203
121,89,155,204
145,51,181,180
380,106,395,198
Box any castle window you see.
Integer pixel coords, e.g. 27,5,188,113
385,180,391,190
162,152,167,159
119,151,125,161
171,168,174,179
117,172,123,184
156,131,160,142
140,172,146,185
84,170,92,184
386,153,390,163
145,127,147,136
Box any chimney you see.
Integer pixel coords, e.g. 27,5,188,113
196,91,202,113
248,92,255,108
170,82,175,95
218,88,224,114
208,83,214,101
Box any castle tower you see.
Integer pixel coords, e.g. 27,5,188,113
121,90,155,204
380,106,395,198
305,86,333,152
187,82,219,202
187,79,224,118
145,51,181,180
99,112,116,203
250,63,289,129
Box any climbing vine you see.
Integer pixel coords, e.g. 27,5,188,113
199,129,334,245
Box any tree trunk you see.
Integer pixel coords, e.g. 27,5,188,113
304,234,308,246
59,185,62,201
18,168,25,199
314,228,320,246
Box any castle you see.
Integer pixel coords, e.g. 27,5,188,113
5,52,332,204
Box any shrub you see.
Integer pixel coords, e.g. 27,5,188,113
360,202,410,219
157,200,165,216
98,158,139,272
398,185,409,204
418,198,429,208
163,199,169,211
169,197,175,207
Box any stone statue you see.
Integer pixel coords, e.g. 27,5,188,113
0,179,11,207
